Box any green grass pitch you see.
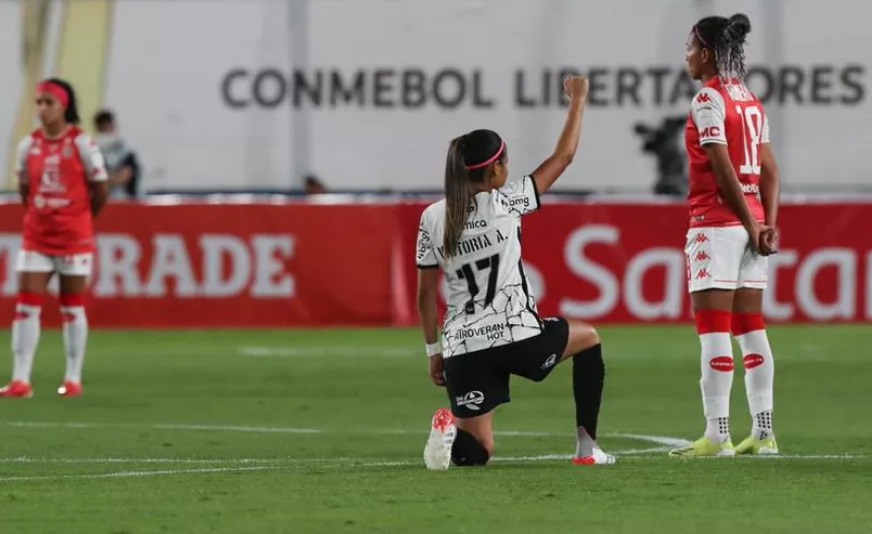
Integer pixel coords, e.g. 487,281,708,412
0,326,870,533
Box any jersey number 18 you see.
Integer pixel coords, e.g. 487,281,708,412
737,105,763,176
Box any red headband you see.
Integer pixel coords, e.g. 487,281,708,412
465,140,505,170
36,81,69,108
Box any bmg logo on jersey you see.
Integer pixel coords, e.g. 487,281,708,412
455,390,485,411
509,196,530,209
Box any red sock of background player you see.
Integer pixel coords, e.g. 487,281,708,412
60,294,88,384
732,313,775,440
696,310,734,444
11,292,42,384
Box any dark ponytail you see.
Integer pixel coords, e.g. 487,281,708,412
443,136,472,259
46,77,80,124
442,129,505,259
694,13,752,79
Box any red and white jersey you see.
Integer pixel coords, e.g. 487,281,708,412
15,126,108,255
685,77,769,228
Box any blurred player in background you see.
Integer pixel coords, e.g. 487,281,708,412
417,76,615,469
670,14,781,456
0,79,108,398
94,110,141,199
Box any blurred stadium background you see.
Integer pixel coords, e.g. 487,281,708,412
0,1,870,533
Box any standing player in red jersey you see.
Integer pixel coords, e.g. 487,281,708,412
0,79,108,398
669,14,781,456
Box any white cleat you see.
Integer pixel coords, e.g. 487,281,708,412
592,447,617,465
573,446,617,465
423,407,457,471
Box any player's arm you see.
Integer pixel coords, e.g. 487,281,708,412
417,269,444,387
110,152,138,186
415,213,445,386
759,145,779,228
704,144,758,232
15,138,31,208
416,269,439,345
110,166,134,186
758,143,780,254
89,181,109,217
76,134,110,217
530,76,589,194
757,115,780,255
18,182,29,208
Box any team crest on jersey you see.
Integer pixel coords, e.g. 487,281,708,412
62,145,73,158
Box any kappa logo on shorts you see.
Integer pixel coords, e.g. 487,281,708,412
694,233,709,244
696,93,712,103
455,390,485,411
695,268,711,280
541,353,558,370
695,251,710,262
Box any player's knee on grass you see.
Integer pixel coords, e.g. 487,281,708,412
451,429,491,467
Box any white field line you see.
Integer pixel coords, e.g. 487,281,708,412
238,346,416,358
0,457,283,464
4,422,863,458
4,421,323,434
0,421,684,443
0,447,664,467
351,452,865,463
0,465,289,482
683,454,863,460
1,420,565,437
0,451,863,483
603,433,690,447
1,421,862,473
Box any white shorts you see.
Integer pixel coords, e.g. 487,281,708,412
16,249,94,277
685,226,767,293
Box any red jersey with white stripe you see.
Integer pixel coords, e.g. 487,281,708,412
685,76,769,228
15,126,108,255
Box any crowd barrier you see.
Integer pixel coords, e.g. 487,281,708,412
0,197,868,327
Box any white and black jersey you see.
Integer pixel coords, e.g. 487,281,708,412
416,176,542,358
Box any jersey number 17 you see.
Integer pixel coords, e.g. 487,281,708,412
456,254,499,314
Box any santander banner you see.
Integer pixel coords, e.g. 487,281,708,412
0,200,868,327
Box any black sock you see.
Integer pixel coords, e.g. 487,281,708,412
451,429,490,467
573,344,605,440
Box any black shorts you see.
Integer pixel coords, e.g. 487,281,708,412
443,317,570,418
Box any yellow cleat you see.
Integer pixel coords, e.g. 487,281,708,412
669,436,735,457
735,435,779,455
